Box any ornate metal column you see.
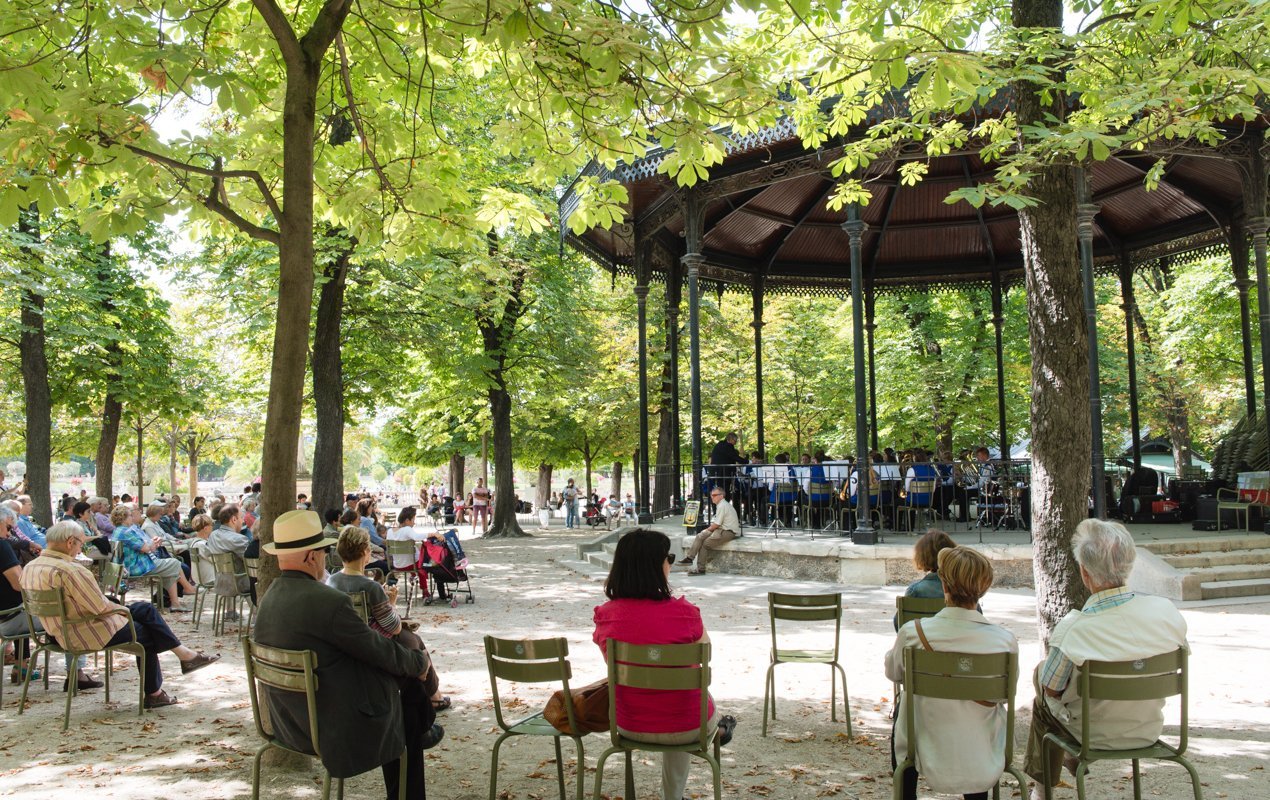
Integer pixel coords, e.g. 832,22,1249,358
1230,218,1257,419
752,273,766,456
634,242,654,524
991,272,1009,464
844,205,875,543
865,286,879,450
1119,257,1143,469
666,261,683,511
682,191,706,503
1077,169,1106,518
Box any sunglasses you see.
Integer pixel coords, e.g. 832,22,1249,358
665,554,676,565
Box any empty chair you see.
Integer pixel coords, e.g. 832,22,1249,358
762,591,850,737
484,635,588,800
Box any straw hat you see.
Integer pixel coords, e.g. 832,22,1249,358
262,509,337,554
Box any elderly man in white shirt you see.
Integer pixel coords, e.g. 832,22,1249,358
886,546,1018,800
1023,519,1187,800
676,485,741,576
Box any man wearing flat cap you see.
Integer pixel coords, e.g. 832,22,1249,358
252,510,442,799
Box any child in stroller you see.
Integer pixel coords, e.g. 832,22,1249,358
583,499,605,528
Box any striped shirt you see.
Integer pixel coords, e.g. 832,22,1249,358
1039,587,1135,693
21,549,127,652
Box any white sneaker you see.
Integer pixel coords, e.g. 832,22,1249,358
1028,785,1047,800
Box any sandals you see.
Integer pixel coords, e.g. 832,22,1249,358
9,666,39,684
144,689,180,709
431,696,452,712
716,714,737,746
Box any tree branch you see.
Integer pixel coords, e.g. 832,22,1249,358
301,0,354,61
335,32,393,195
251,0,304,64
118,141,283,222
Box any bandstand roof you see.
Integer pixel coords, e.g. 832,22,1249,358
560,118,1260,296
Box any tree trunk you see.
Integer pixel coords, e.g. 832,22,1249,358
653,349,676,513
94,241,123,500
1130,303,1194,473
168,430,179,497
17,205,53,527
535,463,553,510
187,437,200,502
483,383,527,537
1014,0,1090,641
611,460,623,500
448,453,465,499
135,416,145,505
310,248,351,517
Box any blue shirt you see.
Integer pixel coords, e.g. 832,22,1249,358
360,516,384,547
112,524,158,577
17,515,46,548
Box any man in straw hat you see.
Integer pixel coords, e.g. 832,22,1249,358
253,509,442,799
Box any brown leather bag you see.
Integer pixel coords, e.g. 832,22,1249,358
543,678,610,735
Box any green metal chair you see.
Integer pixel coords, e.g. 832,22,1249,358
209,551,253,635
348,590,371,624
111,539,164,609
18,586,146,731
899,479,938,533
1215,488,1252,532
895,595,946,628
763,591,850,737
484,635,588,800
893,646,1027,800
593,639,721,800
386,539,421,616
188,548,217,631
243,638,405,800
1041,647,1202,800
0,604,32,709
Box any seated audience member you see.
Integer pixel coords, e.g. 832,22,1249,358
111,504,198,612
207,504,251,597
387,507,428,571
241,498,259,530
253,511,441,800
886,546,1018,800
143,502,180,552
594,528,733,800
327,526,450,712
59,496,77,521
893,530,958,629
2,500,42,562
358,498,386,548
187,513,217,587
13,496,47,547
25,521,219,707
186,496,207,524
1023,519,1188,800
75,501,111,559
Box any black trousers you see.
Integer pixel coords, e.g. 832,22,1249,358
382,676,438,800
104,601,181,694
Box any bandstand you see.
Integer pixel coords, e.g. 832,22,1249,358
560,118,1270,542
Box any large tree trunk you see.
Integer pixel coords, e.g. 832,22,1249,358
310,248,351,517
17,205,53,526
187,436,200,502
484,383,527,537
653,348,676,514
1015,0,1090,641
254,3,352,597
94,241,123,499
535,463,553,510
448,453,465,499
135,416,146,505
610,460,623,501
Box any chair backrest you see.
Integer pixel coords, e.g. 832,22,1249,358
99,561,125,596
348,590,370,623
906,479,937,505
1076,647,1189,756
242,638,322,757
895,596,945,629
604,638,712,750
769,592,843,658
483,635,575,733
244,556,260,579
209,551,244,578
807,481,834,500
386,538,419,563
900,647,1019,763
23,586,68,625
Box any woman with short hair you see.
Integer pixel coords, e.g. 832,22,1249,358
327,525,450,712
593,528,733,800
885,546,1018,800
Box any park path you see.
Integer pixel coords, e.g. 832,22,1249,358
1,530,1266,799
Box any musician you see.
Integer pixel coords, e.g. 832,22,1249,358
708,433,746,502
743,452,770,526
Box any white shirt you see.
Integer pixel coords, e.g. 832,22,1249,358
885,607,1019,794
387,525,429,569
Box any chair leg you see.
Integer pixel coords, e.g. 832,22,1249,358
623,750,635,800
320,770,331,800
136,650,146,717
488,731,510,800
554,736,567,800
572,737,586,800
762,662,776,736
252,744,269,800
62,661,76,731
1074,760,1089,800
591,748,616,800
17,645,40,715
396,748,407,800
1173,757,1204,800
336,776,344,800
892,760,910,800
105,650,112,703
834,662,852,736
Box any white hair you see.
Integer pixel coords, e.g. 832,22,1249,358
0,505,16,526
90,496,109,506
3,500,20,512
45,520,83,545
146,502,168,518
1072,518,1137,588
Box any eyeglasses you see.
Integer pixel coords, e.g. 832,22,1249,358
665,554,676,565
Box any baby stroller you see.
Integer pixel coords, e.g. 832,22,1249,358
417,528,474,608
583,500,605,528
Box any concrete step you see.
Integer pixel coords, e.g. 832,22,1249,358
1200,578,1270,600
1183,563,1270,583
1163,549,1270,569
1142,535,1270,556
